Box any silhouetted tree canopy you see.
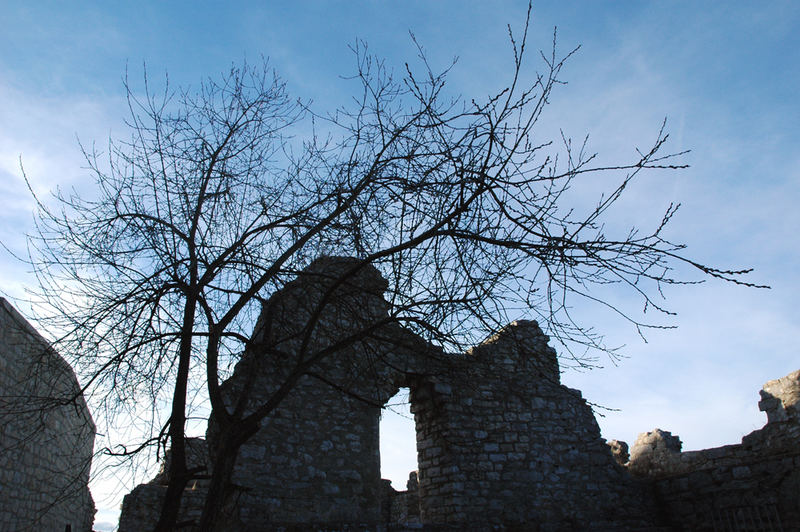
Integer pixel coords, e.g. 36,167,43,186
24,10,759,530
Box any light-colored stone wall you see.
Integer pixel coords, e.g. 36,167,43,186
0,298,95,532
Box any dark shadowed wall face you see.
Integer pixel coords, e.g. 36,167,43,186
117,262,800,530
120,260,662,530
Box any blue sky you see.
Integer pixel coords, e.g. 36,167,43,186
1,2,798,530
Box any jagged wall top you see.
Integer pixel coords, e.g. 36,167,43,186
760,369,800,423
470,320,560,383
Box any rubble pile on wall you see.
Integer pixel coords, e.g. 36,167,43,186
0,298,96,532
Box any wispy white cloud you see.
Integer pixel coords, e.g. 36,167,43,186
0,80,123,299
545,1,800,456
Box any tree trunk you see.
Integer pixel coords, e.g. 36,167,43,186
154,297,198,531
197,421,258,531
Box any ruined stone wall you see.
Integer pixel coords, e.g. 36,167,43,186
119,258,430,530
118,438,209,532
409,321,659,530
627,370,800,531
119,484,208,532
205,257,438,529
118,258,663,530
115,257,800,531
384,472,421,527
115,258,800,531
0,297,95,532
217,259,662,530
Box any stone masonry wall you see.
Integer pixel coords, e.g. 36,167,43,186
114,257,800,530
0,297,95,532
119,258,662,530
119,258,435,530
204,257,441,529
409,321,659,530
626,370,800,531
118,438,210,532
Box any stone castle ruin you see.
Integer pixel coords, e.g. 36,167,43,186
623,370,800,529
1,259,798,531
0,297,95,532
115,258,800,531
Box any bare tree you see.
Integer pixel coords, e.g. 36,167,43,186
24,9,760,531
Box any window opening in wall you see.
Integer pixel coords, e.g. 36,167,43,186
379,387,417,490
